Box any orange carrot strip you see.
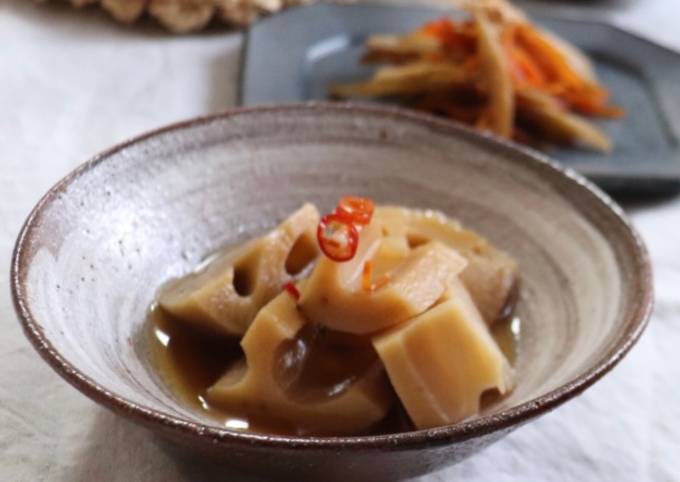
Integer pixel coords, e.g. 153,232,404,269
515,24,583,88
422,18,459,45
371,273,392,291
362,261,373,292
501,25,546,87
512,24,624,118
422,17,476,54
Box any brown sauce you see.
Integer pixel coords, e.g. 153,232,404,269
147,304,520,436
274,323,380,403
148,307,299,435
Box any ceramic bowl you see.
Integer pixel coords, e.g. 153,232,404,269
11,103,652,481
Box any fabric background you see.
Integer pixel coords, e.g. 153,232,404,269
0,1,678,480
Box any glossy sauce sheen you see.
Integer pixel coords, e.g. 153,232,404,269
148,304,519,436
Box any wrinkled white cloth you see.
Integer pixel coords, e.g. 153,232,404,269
0,1,678,481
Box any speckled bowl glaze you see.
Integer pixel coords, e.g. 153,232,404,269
11,103,652,481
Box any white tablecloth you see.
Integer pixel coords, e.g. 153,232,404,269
1,1,678,480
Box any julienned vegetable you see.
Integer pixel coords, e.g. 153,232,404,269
330,0,622,153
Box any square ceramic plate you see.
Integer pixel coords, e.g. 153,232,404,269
240,3,680,193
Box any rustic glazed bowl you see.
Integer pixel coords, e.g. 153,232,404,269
11,103,652,481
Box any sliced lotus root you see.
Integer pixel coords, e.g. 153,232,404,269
159,203,320,336
207,292,392,434
374,206,518,325
373,277,514,429
300,221,467,335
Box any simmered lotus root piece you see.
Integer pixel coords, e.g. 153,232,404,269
159,204,319,336
374,207,518,325
148,0,215,33
207,293,392,433
373,235,411,277
299,223,467,335
373,278,514,429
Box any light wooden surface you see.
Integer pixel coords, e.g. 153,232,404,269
0,0,678,480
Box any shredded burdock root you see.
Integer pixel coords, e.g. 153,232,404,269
330,0,623,152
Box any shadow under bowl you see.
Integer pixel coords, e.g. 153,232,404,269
11,103,653,480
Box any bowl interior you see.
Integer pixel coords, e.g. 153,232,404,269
14,104,649,440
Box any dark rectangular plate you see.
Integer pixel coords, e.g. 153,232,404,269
241,4,680,193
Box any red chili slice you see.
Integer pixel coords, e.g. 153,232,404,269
336,196,375,226
282,282,300,301
317,213,359,262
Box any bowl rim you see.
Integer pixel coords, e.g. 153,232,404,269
10,102,653,450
